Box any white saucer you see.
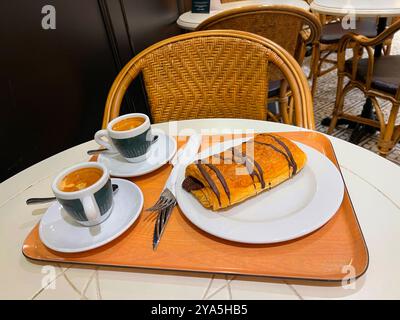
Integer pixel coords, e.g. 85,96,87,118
39,178,143,253
97,132,177,177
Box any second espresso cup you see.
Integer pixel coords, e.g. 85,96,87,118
95,113,153,163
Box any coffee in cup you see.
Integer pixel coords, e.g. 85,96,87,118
52,162,113,227
95,113,153,163
111,117,145,131
58,167,103,192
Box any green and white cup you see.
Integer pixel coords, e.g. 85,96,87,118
52,162,113,227
95,113,153,163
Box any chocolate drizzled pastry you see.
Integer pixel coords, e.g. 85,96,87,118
182,133,307,211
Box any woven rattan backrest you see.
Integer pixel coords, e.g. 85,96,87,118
196,5,321,66
102,30,314,128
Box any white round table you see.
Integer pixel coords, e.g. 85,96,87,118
311,0,400,17
1,119,399,299
177,0,310,31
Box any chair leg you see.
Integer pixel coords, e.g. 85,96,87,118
307,45,315,80
310,44,320,97
384,40,392,56
378,103,400,156
328,75,346,134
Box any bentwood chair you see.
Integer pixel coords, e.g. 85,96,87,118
309,16,400,96
196,5,321,122
329,19,400,156
102,30,314,129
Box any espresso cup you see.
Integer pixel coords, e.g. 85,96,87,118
95,113,153,163
52,162,114,227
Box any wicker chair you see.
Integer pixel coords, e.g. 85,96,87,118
195,5,321,122
310,16,399,97
328,19,400,156
102,30,314,129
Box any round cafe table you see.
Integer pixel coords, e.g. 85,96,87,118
310,0,400,17
0,119,399,299
176,0,310,31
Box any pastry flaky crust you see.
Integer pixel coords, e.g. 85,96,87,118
182,133,307,211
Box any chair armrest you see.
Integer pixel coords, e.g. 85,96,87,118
342,19,400,48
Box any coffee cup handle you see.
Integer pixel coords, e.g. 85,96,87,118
82,195,101,222
95,130,116,152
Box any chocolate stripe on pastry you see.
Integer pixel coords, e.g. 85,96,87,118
195,162,221,205
205,164,231,202
263,134,297,175
242,151,265,190
213,153,260,189
233,147,266,189
254,141,294,177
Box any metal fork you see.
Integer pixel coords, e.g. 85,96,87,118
153,200,176,250
148,134,202,249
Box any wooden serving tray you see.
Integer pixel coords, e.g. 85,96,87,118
23,131,369,281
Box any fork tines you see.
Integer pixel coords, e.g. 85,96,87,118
146,188,176,212
152,197,176,250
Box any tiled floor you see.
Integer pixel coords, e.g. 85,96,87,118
305,33,400,165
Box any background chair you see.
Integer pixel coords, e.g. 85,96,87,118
196,5,321,123
102,30,314,129
329,20,400,156
310,16,399,97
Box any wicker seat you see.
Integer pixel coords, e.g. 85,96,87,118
102,30,314,129
195,5,321,123
329,20,400,156
344,56,400,95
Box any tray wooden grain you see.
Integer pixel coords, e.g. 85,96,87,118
22,131,369,281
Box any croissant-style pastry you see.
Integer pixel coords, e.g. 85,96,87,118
182,133,307,211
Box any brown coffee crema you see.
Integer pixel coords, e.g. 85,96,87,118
112,117,145,131
59,167,103,192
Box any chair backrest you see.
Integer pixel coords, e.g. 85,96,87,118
337,18,400,99
196,5,321,66
102,30,314,129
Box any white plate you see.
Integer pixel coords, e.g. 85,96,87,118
176,142,345,244
97,132,177,177
39,178,143,253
